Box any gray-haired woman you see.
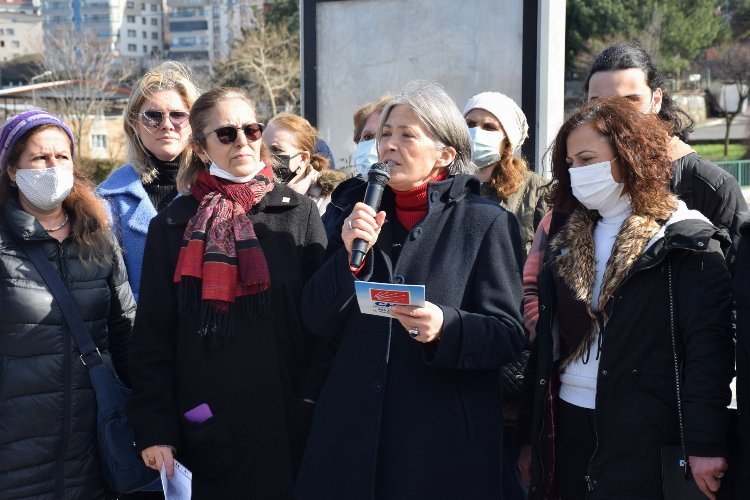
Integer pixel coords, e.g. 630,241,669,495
97,61,200,301
295,80,526,499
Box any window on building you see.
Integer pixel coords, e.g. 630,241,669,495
151,18,158,26
127,29,136,37
150,3,157,11
169,20,208,32
127,43,136,51
0,42,5,48
142,31,147,38
143,44,147,53
151,32,158,40
10,41,18,48
126,1,134,7
6,28,14,36
141,3,145,10
0,29,4,35
91,134,108,149
127,15,135,22
141,16,146,24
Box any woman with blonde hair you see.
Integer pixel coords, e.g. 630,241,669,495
263,113,334,214
0,110,135,498
98,61,200,300
464,91,547,257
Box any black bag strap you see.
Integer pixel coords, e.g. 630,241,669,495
667,256,692,479
21,240,104,369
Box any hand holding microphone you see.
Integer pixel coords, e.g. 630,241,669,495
343,163,390,269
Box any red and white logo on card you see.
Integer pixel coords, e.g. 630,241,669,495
370,289,411,304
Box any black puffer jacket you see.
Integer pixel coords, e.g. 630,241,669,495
671,152,747,270
0,196,135,499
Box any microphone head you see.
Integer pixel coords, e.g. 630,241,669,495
367,162,391,185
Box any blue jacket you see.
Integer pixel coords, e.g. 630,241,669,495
97,164,165,301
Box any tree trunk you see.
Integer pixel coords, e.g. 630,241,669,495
725,113,735,157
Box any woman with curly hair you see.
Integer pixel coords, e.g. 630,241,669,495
463,91,547,257
517,97,733,500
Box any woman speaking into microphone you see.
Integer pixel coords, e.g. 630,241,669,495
295,80,526,499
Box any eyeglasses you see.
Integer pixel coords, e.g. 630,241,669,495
140,110,190,128
208,123,264,145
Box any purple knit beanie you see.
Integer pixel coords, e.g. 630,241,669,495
0,110,75,173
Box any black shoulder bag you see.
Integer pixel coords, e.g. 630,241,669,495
21,240,158,494
661,257,721,499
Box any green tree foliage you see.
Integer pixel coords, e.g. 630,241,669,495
657,0,725,74
567,0,725,76
726,0,750,39
566,0,646,69
264,0,299,32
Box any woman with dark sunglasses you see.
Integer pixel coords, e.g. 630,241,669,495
98,61,200,301
126,87,331,499
263,113,339,215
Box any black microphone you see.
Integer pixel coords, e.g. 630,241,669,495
350,162,391,268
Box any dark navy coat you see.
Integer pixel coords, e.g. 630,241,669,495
296,174,525,499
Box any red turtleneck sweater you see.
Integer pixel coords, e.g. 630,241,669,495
392,170,449,230
349,170,448,273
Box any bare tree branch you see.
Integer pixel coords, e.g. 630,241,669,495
707,42,750,155
41,28,134,155
214,10,300,118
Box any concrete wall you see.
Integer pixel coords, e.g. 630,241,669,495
314,0,524,168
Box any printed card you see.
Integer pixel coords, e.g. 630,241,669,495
354,281,426,317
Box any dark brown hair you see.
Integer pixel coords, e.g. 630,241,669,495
0,124,114,265
548,96,675,217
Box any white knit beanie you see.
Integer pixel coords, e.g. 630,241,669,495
463,92,528,154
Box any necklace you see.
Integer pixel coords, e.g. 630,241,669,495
43,212,69,232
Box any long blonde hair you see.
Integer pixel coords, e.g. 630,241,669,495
124,61,201,182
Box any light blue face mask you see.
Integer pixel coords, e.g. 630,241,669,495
468,127,504,168
354,138,378,177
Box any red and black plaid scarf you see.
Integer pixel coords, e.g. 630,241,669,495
173,166,275,346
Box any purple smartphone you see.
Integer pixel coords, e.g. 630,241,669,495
184,403,213,423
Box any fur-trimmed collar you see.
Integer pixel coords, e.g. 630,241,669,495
549,199,675,368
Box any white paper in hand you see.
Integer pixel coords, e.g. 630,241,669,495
161,459,192,500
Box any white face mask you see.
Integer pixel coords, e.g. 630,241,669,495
569,159,624,213
354,139,378,177
15,166,74,211
468,127,504,168
207,156,265,184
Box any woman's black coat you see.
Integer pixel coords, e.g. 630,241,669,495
732,217,750,499
0,196,135,499
126,185,329,499
295,174,526,499
519,214,734,499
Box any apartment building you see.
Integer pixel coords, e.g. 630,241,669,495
0,0,42,62
42,0,166,69
167,0,260,76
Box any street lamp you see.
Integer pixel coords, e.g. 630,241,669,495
30,70,53,108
